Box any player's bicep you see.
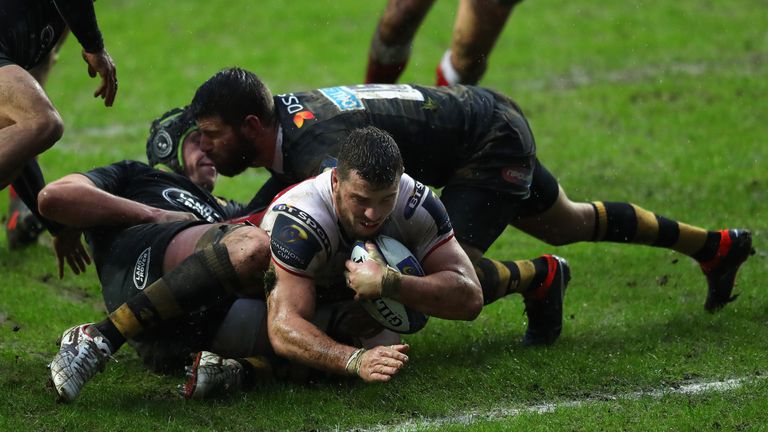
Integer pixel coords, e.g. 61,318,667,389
268,266,317,322
421,236,476,282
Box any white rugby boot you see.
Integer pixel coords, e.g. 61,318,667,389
179,351,243,399
50,323,113,402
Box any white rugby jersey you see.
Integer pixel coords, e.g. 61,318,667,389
260,169,454,302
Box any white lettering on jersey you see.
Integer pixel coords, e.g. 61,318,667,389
319,84,425,112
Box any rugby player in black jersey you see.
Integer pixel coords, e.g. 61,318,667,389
1,0,117,248
365,0,520,86
189,67,754,342
43,108,278,402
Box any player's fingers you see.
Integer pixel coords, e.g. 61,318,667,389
79,246,92,265
391,344,410,354
368,372,393,382
104,74,117,107
66,255,80,275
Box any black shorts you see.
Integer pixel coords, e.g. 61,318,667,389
445,90,537,200
441,159,560,252
0,50,15,68
94,220,207,311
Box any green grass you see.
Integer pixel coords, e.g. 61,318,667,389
1,0,766,430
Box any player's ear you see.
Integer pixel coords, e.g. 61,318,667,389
241,114,263,140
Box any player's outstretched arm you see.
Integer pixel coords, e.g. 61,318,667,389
267,267,408,382
52,0,117,106
38,173,196,228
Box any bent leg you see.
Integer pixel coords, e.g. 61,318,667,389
0,65,63,187
96,223,270,354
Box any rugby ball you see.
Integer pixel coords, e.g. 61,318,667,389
350,235,429,334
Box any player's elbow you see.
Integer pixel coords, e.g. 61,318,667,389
37,182,68,219
463,284,483,320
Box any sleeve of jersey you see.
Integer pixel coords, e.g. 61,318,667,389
268,210,331,278
52,0,104,53
80,160,136,195
409,187,455,262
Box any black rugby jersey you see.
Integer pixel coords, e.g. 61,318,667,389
273,84,520,187
83,161,244,226
0,0,103,69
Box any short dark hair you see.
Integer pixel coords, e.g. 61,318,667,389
190,67,275,127
337,126,404,188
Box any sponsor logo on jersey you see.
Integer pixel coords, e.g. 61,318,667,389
278,93,307,114
319,84,426,112
501,164,533,187
404,181,427,220
272,203,331,254
40,25,55,49
293,111,315,128
162,188,222,222
133,247,151,290
395,256,423,276
422,189,453,236
319,87,365,111
271,214,322,271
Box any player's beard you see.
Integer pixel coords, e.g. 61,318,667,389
214,129,258,177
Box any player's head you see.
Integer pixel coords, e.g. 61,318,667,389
190,67,274,177
146,107,217,191
333,126,404,239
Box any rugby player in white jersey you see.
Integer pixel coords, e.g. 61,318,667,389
261,126,483,382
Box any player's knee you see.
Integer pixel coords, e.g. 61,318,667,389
223,226,271,274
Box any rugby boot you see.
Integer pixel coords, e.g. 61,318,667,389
700,229,754,312
179,351,243,400
522,255,571,346
50,324,113,403
5,187,44,250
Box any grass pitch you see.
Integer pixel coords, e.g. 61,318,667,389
1,0,766,430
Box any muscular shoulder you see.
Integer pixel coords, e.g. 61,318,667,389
385,174,454,260
260,173,338,276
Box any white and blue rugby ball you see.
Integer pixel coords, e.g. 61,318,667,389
350,235,429,334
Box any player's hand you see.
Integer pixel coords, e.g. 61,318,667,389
345,242,387,300
82,48,117,107
357,344,409,383
53,228,91,279
151,209,199,224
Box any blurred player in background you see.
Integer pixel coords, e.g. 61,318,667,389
365,0,521,85
1,0,118,248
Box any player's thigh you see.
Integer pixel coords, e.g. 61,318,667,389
441,184,518,254
510,163,594,245
0,64,57,128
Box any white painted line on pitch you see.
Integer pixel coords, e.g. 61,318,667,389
357,376,766,432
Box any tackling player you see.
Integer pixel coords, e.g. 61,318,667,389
365,0,520,85
1,0,118,247
189,67,754,344
43,108,274,402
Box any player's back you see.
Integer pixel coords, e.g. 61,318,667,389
276,84,498,186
